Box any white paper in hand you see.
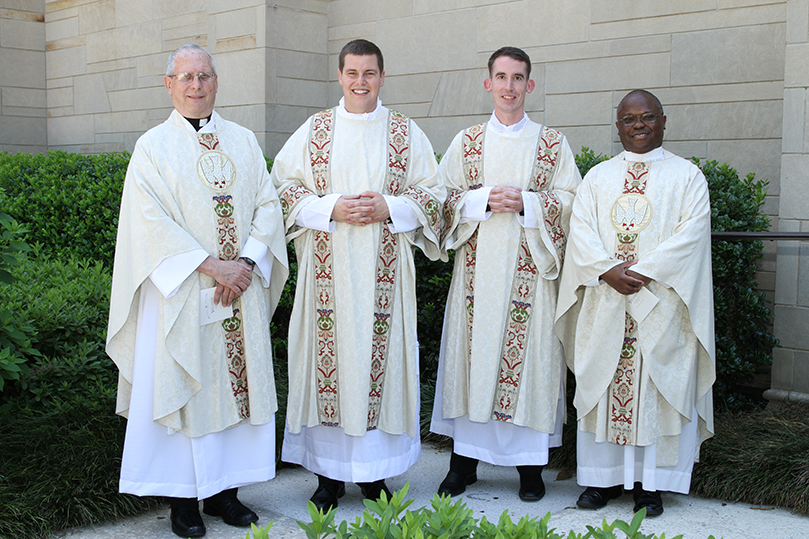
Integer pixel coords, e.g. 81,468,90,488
626,286,659,323
200,287,234,326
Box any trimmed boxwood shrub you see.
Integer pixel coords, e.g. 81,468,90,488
0,151,128,268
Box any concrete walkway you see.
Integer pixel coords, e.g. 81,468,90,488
56,442,807,539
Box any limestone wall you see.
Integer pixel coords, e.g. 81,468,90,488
0,0,46,154
43,0,328,155
772,0,809,400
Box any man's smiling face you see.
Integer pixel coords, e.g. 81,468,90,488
616,92,666,154
484,55,534,125
338,54,384,114
164,49,218,119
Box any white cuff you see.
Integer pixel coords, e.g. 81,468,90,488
383,195,420,233
241,236,272,287
517,191,540,228
460,186,493,223
149,249,209,298
295,193,341,232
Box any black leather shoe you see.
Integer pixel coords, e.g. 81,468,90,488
169,500,206,538
633,484,664,516
576,485,623,509
437,452,479,497
517,466,545,502
309,475,346,512
358,479,393,501
437,470,478,497
202,488,258,527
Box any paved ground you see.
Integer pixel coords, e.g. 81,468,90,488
55,442,807,539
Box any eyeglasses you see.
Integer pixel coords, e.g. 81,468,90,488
168,72,216,83
619,113,661,127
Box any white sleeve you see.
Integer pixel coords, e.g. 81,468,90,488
149,249,209,298
294,193,342,232
460,186,493,223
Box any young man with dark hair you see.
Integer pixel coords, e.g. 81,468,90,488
431,46,580,502
272,39,445,512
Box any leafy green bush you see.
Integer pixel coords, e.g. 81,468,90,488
0,151,128,268
698,159,778,407
293,484,690,539
0,211,36,391
0,249,154,538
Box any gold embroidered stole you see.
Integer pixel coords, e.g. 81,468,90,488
196,132,249,420
307,109,411,431
454,123,565,422
607,161,653,445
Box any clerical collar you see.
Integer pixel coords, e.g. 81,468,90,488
623,147,665,163
183,114,213,132
336,97,385,122
488,111,529,136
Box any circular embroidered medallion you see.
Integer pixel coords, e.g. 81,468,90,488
197,150,236,192
611,194,652,233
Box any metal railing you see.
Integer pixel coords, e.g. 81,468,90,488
711,232,809,240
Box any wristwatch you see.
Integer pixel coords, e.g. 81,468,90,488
239,256,256,268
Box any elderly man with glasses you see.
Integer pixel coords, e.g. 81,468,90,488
555,89,715,517
107,44,288,538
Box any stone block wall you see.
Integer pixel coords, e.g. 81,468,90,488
43,0,328,156
770,0,809,401
0,0,46,154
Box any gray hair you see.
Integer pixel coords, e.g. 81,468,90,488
166,44,216,76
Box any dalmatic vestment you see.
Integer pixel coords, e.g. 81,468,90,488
555,148,715,493
430,115,580,465
107,111,288,497
271,101,444,481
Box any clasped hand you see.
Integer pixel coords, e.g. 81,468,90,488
198,256,253,306
600,260,651,295
488,186,524,213
331,191,390,226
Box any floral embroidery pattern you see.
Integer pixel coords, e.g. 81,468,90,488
605,160,651,445
457,125,562,422
196,132,249,420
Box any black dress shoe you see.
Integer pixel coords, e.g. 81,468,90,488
169,500,206,538
517,465,545,502
437,452,479,497
437,470,478,497
202,488,258,527
358,479,393,501
576,485,623,509
309,475,346,512
633,484,664,516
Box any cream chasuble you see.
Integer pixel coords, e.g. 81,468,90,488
555,149,715,476
432,116,579,449
271,103,444,445
108,110,289,439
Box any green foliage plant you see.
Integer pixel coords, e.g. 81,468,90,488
0,211,36,391
692,403,809,515
697,159,778,407
0,151,129,268
294,483,691,539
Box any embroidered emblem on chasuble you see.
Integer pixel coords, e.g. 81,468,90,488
195,132,250,420
606,160,651,445
455,123,564,423
307,108,415,431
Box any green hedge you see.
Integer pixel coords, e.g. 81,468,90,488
0,151,128,268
